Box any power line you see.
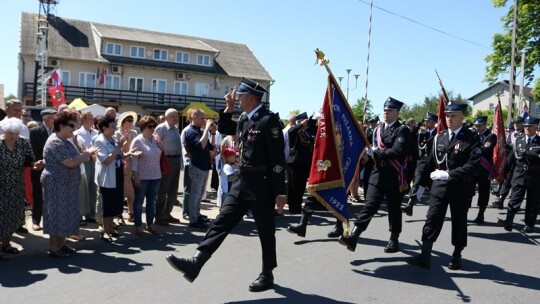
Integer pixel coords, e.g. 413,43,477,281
356,0,491,49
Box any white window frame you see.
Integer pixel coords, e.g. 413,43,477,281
105,75,121,90
129,77,144,92
152,79,167,93
153,49,168,61
79,72,96,88
175,51,190,64
174,81,189,95
105,43,122,56
196,54,211,66
61,70,70,86
130,46,146,58
194,83,209,97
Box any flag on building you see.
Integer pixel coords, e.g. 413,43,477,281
493,100,507,184
436,94,448,134
48,68,65,108
307,75,369,225
97,65,107,86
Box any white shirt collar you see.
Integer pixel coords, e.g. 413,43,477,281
246,103,264,120
449,126,463,140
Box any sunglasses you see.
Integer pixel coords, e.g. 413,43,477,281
124,118,134,122
147,124,157,129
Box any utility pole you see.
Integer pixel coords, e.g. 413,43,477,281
507,0,519,122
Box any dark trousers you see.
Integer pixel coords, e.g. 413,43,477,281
362,162,374,198
198,194,277,271
406,159,417,185
354,176,404,235
506,184,540,227
156,156,181,220
408,159,430,198
286,162,310,214
422,196,468,248
31,170,43,225
475,175,491,211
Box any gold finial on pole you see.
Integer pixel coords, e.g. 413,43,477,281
315,48,329,66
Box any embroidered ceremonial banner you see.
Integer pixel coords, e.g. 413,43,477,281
307,76,368,223
493,100,506,184
436,94,447,134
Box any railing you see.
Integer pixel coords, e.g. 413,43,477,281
23,83,228,111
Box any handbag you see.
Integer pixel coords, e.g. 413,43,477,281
160,151,171,174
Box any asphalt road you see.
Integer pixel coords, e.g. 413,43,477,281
1,189,539,304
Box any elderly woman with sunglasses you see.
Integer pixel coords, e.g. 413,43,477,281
130,115,162,236
115,112,138,223
41,111,99,257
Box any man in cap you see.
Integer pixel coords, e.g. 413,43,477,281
469,115,497,223
29,108,57,231
407,101,480,270
166,78,287,292
498,117,540,233
402,113,438,216
362,116,379,197
338,97,410,253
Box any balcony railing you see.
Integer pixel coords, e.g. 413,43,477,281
23,83,229,112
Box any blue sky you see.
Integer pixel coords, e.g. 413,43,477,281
2,0,513,118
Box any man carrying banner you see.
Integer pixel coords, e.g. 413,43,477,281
338,97,410,253
402,113,437,216
471,115,497,223
407,101,480,270
166,78,287,292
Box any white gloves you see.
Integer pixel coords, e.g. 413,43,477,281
430,170,449,181
366,147,374,157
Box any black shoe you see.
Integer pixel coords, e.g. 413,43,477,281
491,190,499,196
521,226,533,233
384,240,399,253
497,219,512,231
249,271,274,292
188,220,209,229
198,215,211,223
406,253,431,269
401,197,416,216
287,223,306,237
338,234,358,252
16,226,28,233
166,251,210,283
327,224,343,238
491,200,504,210
472,215,484,224
85,218,98,224
447,255,462,270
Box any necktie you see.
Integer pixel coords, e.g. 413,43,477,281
527,137,531,146
450,132,455,143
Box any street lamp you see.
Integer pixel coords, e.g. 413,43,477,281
337,77,344,87
345,69,360,102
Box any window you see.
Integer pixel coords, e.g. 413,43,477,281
488,103,494,111
152,79,167,93
175,51,190,63
129,78,144,92
105,43,122,56
105,75,121,90
195,83,209,97
130,46,145,58
174,81,189,95
79,72,96,88
153,49,168,61
196,54,210,66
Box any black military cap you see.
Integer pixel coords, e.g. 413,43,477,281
423,113,438,122
473,115,488,125
368,116,379,123
40,109,57,116
236,77,268,98
383,97,404,111
444,101,467,113
513,116,525,123
505,123,514,130
523,117,540,126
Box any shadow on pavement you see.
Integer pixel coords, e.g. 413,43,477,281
224,284,354,304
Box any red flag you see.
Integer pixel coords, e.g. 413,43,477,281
48,69,65,108
493,100,507,184
436,94,447,134
99,65,107,86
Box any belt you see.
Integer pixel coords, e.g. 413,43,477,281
239,165,269,172
167,155,181,158
521,164,540,171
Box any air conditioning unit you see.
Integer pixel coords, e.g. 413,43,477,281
176,72,187,80
111,65,122,74
49,58,61,67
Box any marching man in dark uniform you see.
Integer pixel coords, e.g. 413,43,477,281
498,117,540,233
402,113,437,216
407,101,480,270
362,116,379,198
166,78,287,292
338,97,410,253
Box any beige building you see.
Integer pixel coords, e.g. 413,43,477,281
18,12,272,115
469,80,536,116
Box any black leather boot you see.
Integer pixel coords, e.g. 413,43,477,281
401,197,416,216
338,225,360,252
166,250,211,282
384,233,400,253
447,247,463,270
497,213,514,232
327,219,343,238
473,209,485,224
286,211,313,237
406,241,432,269
249,270,274,292
491,197,504,210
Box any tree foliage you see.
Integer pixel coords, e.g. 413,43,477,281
485,0,540,101
350,97,374,123
400,92,471,122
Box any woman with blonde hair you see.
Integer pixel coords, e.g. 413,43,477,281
115,111,138,223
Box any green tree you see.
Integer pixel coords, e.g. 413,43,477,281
4,94,16,101
485,0,540,101
400,92,471,122
350,97,373,123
